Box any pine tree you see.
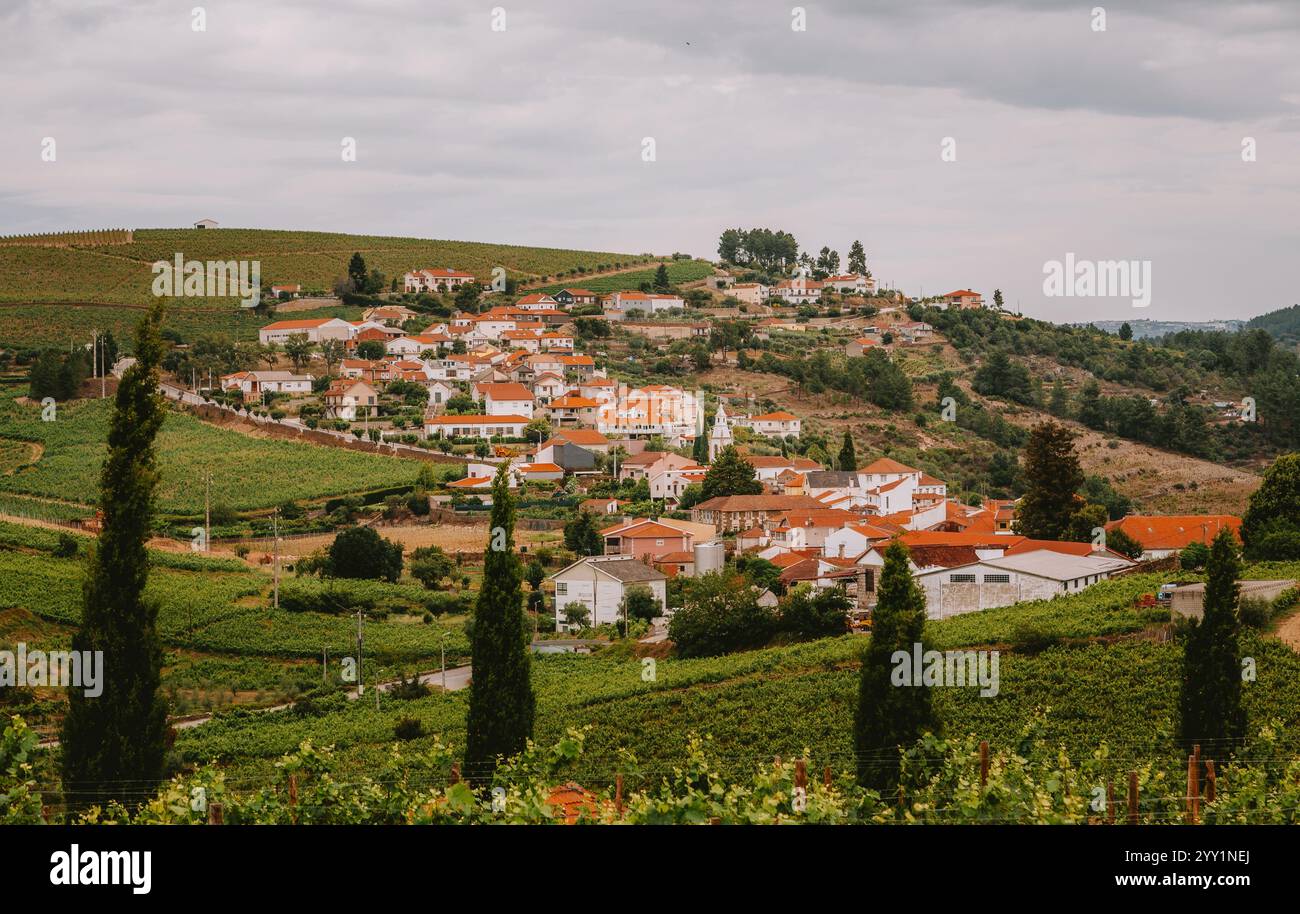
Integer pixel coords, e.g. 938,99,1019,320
1047,379,1069,417
1014,421,1083,540
854,540,936,791
1179,529,1246,762
60,301,170,812
464,464,535,779
699,445,762,502
847,240,866,275
838,430,857,472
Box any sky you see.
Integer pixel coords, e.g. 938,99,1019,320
2,0,1298,322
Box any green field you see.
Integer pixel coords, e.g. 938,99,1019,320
0,301,362,350
0,521,470,665
0,228,640,307
532,259,714,294
0,388,445,512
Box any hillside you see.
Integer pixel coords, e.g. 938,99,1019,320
1248,303,1300,346
0,228,644,349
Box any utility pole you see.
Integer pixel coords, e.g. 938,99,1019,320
99,333,106,398
204,472,212,552
441,629,447,691
272,507,280,610
356,607,364,696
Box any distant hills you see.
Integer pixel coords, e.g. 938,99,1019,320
1081,318,1246,339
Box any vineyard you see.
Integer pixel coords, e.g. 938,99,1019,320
0,228,641,309
0,301,361,351
532,259,714,294
0,229,132,247
0,389,445,512
0,521,471,664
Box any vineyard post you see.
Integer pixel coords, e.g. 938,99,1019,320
615,774,624,818
1205,760,1216,803
1127,772,1138,824
979,740,989,787
208,802,223,825
1186,755,1199,825
823,765,833,790
289,774,298,824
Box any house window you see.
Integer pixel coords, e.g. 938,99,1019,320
983,574,1010,584
556,583,567,596
950,574,977,583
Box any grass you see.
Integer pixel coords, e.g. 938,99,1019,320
532,259,714,294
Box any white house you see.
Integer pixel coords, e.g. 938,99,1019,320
729,282,769,305
823,273,877,295
425,414,528,439
424,380,460,409
771,279,823,305
603,291,685,314
220,370,313,397
741,410,801,438
550,555,667,629
475,382,536,419
403,268,476,292
258,317,354,345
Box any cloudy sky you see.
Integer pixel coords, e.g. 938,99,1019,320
3,0,1298,321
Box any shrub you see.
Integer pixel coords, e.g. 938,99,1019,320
1238,597,1272,630
393,717,424,741
1009,623,1059,654
53,533,79,558
328,526,403,582
1180,541,1210,570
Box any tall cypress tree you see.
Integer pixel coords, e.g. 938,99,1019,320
854,540,936,791
61,301,169,812
1179,528,1246,760
464,463,534,779
838,431,857,472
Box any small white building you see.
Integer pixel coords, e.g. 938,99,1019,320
914,550,1133,619
550,555,667,630
259,317,355,346
403,268,476,292
475,382,536,419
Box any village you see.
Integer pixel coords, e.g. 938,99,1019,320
206,270,1251,634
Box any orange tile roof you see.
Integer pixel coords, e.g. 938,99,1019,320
861,457,918,474
1104,515,1241,550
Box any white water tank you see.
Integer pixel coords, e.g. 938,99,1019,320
694,541,725,576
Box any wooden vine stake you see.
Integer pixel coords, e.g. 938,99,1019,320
289,773,298,825
1127,771,1139,824
1186,755,1200,825
979,740,989,787
450,762,461,785
208,802,223,825
795,759,807,792
615,774,624,817
1205,760,1217,803
823,765,833,789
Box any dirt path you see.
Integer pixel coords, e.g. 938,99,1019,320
1273,609,1300,653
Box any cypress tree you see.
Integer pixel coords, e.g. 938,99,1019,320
464,463,534,779
60,301,170,812
1179,528,1246,760
838,430,857,472
854,540,936,792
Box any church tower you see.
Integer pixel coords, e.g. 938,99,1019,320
708,402,732,463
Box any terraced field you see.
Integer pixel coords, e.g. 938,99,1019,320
532,259,714,294
0,388,446,513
